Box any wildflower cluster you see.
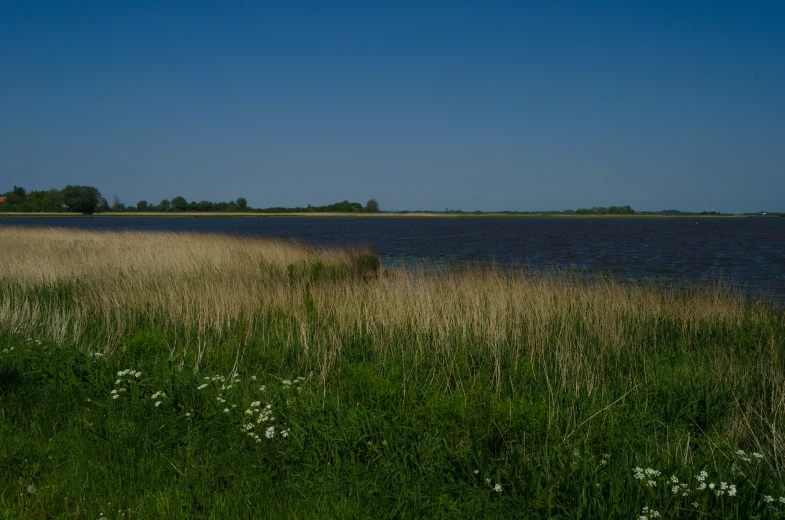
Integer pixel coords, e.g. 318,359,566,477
638,506,660,520
280,376,306,392
151,390,167,407
199,374,241,412
734,449,764,464
633,467,660,487
669,475,689,496
110,368,142,400
599,453,609,467
196,372,302,443
482,478,503,493
240,396,291,442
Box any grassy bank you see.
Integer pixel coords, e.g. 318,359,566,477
1,227,784,518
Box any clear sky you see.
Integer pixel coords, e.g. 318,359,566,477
2,1,784,212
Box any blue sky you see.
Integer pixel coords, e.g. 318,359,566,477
2,1,784,212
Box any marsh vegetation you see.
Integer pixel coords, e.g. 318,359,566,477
1,227,784,518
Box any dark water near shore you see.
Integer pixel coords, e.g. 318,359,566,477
3,216,785,302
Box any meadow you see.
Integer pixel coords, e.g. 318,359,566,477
1,226,784,518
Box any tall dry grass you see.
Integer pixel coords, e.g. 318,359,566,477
0,226,772,382
0,226,759,352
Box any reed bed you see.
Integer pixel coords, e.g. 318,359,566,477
1,226,784,518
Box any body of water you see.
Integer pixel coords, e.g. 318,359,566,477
3,216,784,302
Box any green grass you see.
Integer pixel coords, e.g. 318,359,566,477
2,312,784,519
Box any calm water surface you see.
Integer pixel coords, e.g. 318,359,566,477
3,216,784,302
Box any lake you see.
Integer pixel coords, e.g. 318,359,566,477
2,216,784,302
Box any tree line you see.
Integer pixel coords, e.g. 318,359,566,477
565,205,635,214
0,185,380,214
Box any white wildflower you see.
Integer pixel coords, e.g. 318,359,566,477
764,495,774,503
251,375,257,380
155,401,162,407
753,453,764,460
250,401,261,408
245,409,253,415
281,429,290,438
494,484,502,492
265,426,275,438
110,389,118,394
708,483,715,490
197,384,208,390
728,485,737,497
259,386,266,391
647,480,657,487
474,470,479,474
112,395,120,400
115,380,122,385
26,485,36,494
223,408,230,413
185,413,191,418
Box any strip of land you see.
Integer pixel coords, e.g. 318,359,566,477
0,210,770,218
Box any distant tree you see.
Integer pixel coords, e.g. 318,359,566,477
236,197,248,210
98,197,110,213
365,199,380,212
171,196,188,212
62,185,102,214
137,200,150,211
158,199,171,212
112,195,126,211
3,185,28,205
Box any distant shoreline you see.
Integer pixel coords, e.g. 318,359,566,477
0,211,773,219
